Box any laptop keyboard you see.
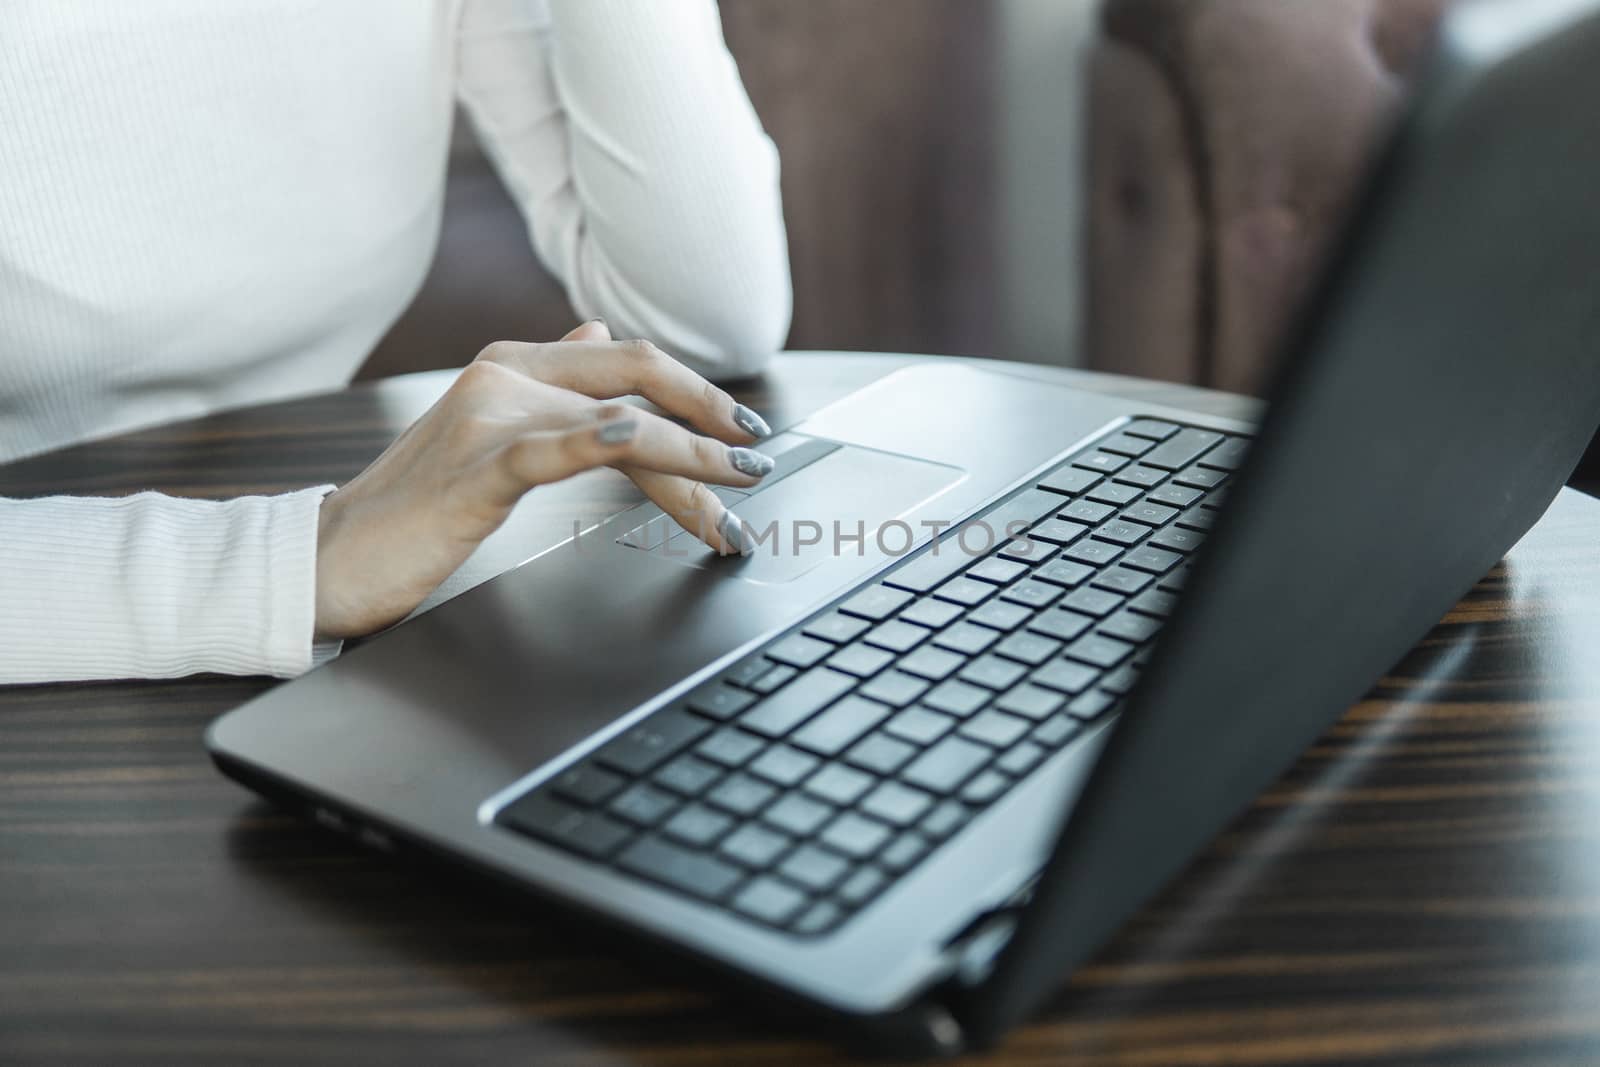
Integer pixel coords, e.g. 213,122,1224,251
495,419,1250,937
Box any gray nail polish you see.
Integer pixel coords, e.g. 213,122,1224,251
719,510,753,556
596,418,637,444
729,446,776,478
732,403,771,439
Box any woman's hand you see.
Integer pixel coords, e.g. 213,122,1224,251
313,320,774,640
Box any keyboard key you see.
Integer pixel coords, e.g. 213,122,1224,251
1099,611,1163,645
881,833,932,873
1199,437,1251,470
1124,419,1180,441
1158,566,1193,592
609,783,679,827
740,668,855,737
1122,502,1180,528
662,804,735,848
1174,464,1228,489
839,867,888,910
594,710,712,776
697,728,764,768
1146,484,1204,509
886,704,961,744
1035,558,1095,588
1064,633,1136,670
706,773,778,817
840,584,916,622
1092,567,1154,595
803,763,876,806
1176,508,1216,532
898,646,965,682
933,622,1001,657
790,695,893,756
719,822,792,868
860,781,936,826
1101,664,1142,696
497,793,633,860
724,656,777,689
989,487,1077,528
686,683,758,721
846,732,918,775
993,684,1066,720
959,655,1028,691
1027,609,1095,643
967,557,1028,586
1032,712,1083,748
1129,589,1179,618
883,545,972,594
1093,519,1149,547
766,634,836,670
933,576,996,607
748,745,821,787
1097,432,1156,458
732,876,809,925
1113,465,1168,489
960,709,1031,748
994,632,1063,667
998,740,1047,777
1141,428,1224,470
1031,519,1091,546
550,764,626,807
827,642,896,678
762,793,835,837
1038,467,1101,496
997,537,1057,565
961,770,1011,806
921,679,991,718
1201,488,1229,511
803,613,872,645
653,755,722,797
1122,545,1183,575
1063,587,1125,618
864,619,930,654
1060,499,1116,525
1068,690,1119,720
921,800,972,840
1150,526,1206,554
968,600,1032,632
1086,481,1141,506
901,736,991,794
1063,539,1124,567
778,845,850,893
859,670,931,707
820,813,894,859
617,836,744,901
1073,451,1129,475
794,900,845,935
749,664,799,694
1030,658,1099,695
900,598,965,629
1000,578,1064,610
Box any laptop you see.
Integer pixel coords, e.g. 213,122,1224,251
207,2,1600,1055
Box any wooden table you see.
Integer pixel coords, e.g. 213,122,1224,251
5,353,1600,1065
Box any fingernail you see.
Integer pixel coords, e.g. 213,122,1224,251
728,446,775,478
732,403,771,438
719,509,753,556
596,418,637,444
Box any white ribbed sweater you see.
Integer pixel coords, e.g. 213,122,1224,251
0,0,791,685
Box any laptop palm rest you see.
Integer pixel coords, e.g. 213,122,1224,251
614,435,964,584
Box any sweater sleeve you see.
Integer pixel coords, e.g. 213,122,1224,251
0,486,338,685
453,0,792,379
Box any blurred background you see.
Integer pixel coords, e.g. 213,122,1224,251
359,0,1098,380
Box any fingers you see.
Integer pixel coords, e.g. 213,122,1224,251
627,467,748,556
479,332,771,445
481,412,642,508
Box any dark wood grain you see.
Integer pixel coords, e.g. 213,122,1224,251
4,354,1600,1065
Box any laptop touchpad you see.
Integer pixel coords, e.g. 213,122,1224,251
616,435,963,584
